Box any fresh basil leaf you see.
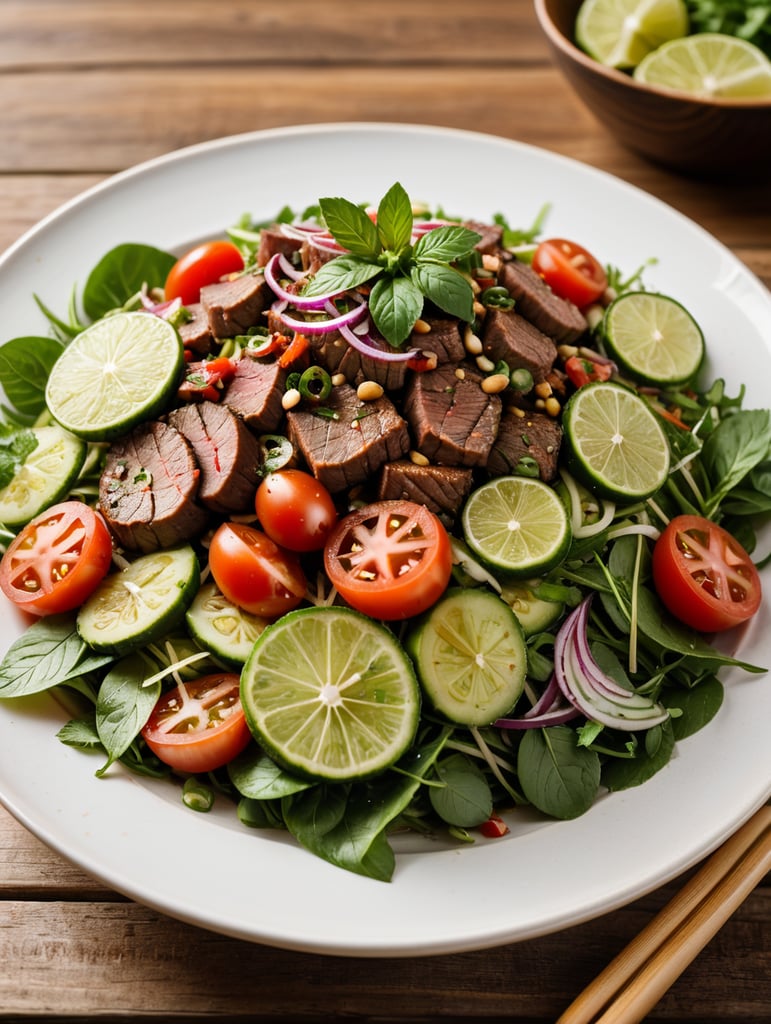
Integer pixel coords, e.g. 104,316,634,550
95,654,160,775
429,753,493,827
517,726,601,819
369,275,424,347
0,615,114,698
0,337,65,418
318,196,380,259
411,261,475,322
0,429,38,490
83,243,176,320
700,409,771,517
413,224,481,263
376,181,413,254
302,253,381,296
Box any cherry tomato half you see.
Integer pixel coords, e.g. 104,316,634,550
0,501,113,616
255,469,338,553
324,500,453,621
164,240,245,305
141,673,252,773
532,238,608,309
207,521,306,618
652,514,762,633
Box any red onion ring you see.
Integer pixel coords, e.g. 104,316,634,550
338,321,420,363
263,253,338,310
276,295,368,336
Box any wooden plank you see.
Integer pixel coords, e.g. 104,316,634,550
0,0,550,67
0,892,767,1020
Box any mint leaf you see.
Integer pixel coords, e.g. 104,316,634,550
376,182,413,254
369,276,424,347
413,225,481,263
319,196,380,258
303,253,381,296
411,262,475,322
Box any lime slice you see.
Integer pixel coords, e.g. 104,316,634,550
461,476,572,578
575,0,689,69
46,311,184,441
240,606,421,782
406,588,527,726
601,291,704,386
186,581,269,668
77,545,200,654
0,425,86,529
562,381,670,502
634,33,771,98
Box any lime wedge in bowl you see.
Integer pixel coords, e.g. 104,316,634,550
575,0,689,69
634,33,771,98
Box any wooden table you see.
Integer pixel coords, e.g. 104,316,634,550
0,2,768,1020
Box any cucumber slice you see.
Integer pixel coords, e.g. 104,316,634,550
186,581,269,667
407,588,527,727
499,581,564,636
77,545,200,655
0,425,86,529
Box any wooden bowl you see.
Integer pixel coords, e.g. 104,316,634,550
534,0,771,177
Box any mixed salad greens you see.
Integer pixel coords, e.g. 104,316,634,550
0,186,768,882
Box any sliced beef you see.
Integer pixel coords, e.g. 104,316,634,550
482,307,558,384
300,236,341,275
287,382,410,493
408,316,464,366
303,331,409,391
222,352,301,433
166,401,261,515
99,420,208,553
377,460,473,522
498,258,588,344
463,219,504,255
177,302,213,356
486,409,562,482
256,224,303,267
200,272,274,340
403,364,502,467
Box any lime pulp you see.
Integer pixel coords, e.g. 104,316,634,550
575,0,689,69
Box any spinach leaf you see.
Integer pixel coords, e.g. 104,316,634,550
517,726,601,819
0,337,64,419
228,747,313,799
0,615,114,698
700,409,771,517
668,676,724,740
82,243,176,320
95,654,160,775
602,720,675,791
428,753,493,827
57,713,101,750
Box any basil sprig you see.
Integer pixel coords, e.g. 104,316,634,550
303,182,481,347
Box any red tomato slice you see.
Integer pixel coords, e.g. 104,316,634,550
532,238,607,308
141,673,252,773
652,515,762,632
323,500,453,621
0,501,113,616
164,240,244,305
255,469,338,552
207,521,306,618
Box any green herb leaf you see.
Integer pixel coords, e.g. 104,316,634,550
411,261,475,322
0,615,114,698
700,408,771,517
302,253,381,296
376,181,413,254
318,196,380,259
0,429,38,490
517,726,601,819
369,275,424,347
95,654,160,776
428,753,493,827
0,337,65,419
413,224,481,262
83,243,176,321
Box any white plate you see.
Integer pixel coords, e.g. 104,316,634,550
0,123,769,957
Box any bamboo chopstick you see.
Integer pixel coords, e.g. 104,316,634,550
557,803,771,1024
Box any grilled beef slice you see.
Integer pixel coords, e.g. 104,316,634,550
166,401,261,515
408,317,465,366
497,258,588,344
99,420,209,553
222,351,305,432
256,224,303,267
200,272,274,340
402,364,502,467
176,302,213,356
463,219,504,255
377,461,473,521
482,307,558,384
486,408,562,482
287,382,410,493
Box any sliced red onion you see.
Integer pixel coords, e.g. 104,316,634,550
140,292,182,320
553,597,669,731
263,253,337,310
276,295,368,336
307,233,347,255
494,704,581,730
338,320,420,363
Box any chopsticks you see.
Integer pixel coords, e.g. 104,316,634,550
557,803,771,1024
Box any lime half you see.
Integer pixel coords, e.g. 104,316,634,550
46,311,184,441
563,381,670,502
602,291,704,386
575,0,689,69
634,33,771,98
461,476,572,578
240,606,421,782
